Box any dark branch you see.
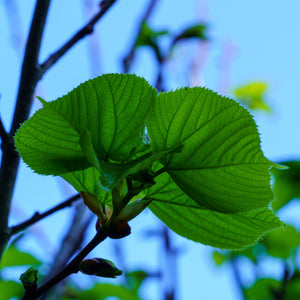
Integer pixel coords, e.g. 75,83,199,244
38,0,117,80
9,194,81,236
0,0,51,262
22,227,108,300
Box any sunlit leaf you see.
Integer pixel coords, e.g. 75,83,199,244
147,87,276,213
15,74,157,175
234,81,270,112
61,168,111,206
173,24,208,44
135,22,168,62
146,172,283,249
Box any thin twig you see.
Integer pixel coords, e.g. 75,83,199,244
22,227,108,300
123,0,160,73
38,0,117,80
9,194,81,236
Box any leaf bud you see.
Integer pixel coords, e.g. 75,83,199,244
106,219,131,239
79,258,122,278
19,267,39,288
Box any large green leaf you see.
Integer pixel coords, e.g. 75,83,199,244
14,99,90,175
15,74,157,175
146,172,282,249
61,167,111,205
147,87,276,213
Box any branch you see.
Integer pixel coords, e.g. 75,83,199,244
9,194,81,236
22,227,108,300
123,0,160,73
38,0,117,80
0,0,51,262
0,0,118,262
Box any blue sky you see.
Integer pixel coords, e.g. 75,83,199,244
1,0,300,299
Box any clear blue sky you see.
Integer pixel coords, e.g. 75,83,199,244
1,0,299,299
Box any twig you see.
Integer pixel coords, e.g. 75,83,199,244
22,227,108,300
9,194,81,236
0,0,51,262
123,0,160,73
38,0,117,80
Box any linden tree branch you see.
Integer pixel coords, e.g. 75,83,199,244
38,0,117,80
9,194,81,236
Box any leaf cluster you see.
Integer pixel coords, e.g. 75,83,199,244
15,73,283,250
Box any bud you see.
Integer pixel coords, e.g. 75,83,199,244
79,258,122,278
106,219,131,239
20,267,38,288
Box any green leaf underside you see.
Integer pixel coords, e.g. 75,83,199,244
61,168,111,205
146,172,283,250
15,74,157,175
14,102,90,175
98,145,182,190
147,87,275,213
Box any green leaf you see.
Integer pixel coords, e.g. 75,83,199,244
98,145,182,191
0,245,41,268
126,270,148,291
0,281,24,300
68,283,141,300
146,172,283,249
135,22,168,48
147,87,276,213
14,97,91,175
234,81,271,112
173,24,208,43
15,74,157,175
61,167,111,206
271,161,300,211
135,22,168,62
212,251,228,266
262,225,300,258
245,278,280,300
